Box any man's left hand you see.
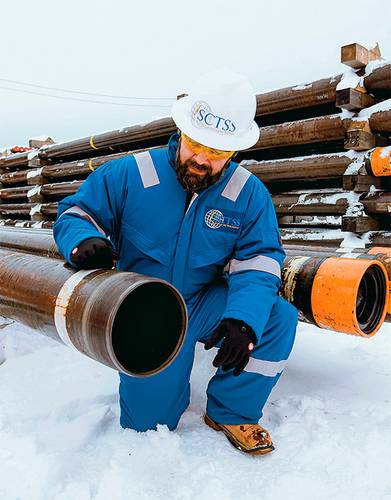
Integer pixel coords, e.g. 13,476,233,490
204,318,256,376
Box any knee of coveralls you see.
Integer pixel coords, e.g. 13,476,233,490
119,279,229,432
206,295,298,425
119,338,194,432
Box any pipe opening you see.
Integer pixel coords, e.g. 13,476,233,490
112,282,185,376
356,264,387,335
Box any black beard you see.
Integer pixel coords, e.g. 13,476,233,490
175,157,227,193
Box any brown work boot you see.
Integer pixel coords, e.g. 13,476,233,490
204,414,275,455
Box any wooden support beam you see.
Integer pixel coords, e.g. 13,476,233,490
342,174,384,192
335,88,375,111
341,43,382,69
344,120,376,150
342,215,381,233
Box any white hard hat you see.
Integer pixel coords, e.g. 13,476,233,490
171,69,260,151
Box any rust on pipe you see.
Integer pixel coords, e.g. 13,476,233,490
0,186,30,202
0,183,82,203
251,114,349,151
40,147,161,180
256,75,341,116
40,181,82,198
281,255,388,336
364,64,391,91
361,192,391,216
369,109,391,133
242,153,352,183
0,249,187,376
0,169,30,186
0,226,59,258
39,118,176,162
0,151,31,171
0,203,31,216
272,190,352,215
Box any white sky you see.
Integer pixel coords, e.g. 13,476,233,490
1,0,390,146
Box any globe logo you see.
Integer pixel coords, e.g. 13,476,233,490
205,209,224,229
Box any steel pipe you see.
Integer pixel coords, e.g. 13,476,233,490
1,226,388,336
281,255,388,336
257,75,341,116
283,245,391,322
369,109,391,134
0,249,187,376
39,117,176,162
364,64,391,91
242,153,352,183
365,147,391,177
251,114,349,152
0,226,59,258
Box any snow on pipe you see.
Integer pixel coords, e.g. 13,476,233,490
281,255,388,336
0,249,187,376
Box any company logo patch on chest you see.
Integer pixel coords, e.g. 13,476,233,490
204,207,241,233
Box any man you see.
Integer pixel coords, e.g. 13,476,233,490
53,69,298,456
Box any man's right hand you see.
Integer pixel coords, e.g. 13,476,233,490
71,238,117,269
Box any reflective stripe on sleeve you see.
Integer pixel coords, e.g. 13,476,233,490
60,206,106,236
134,151,160,188
227,255,281,279
245,358,287,377
221,166,251,202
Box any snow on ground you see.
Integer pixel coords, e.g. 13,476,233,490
0,317,390,500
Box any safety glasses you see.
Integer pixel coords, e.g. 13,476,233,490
181,133,234,161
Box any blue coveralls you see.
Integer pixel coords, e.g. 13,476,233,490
53,134,298,431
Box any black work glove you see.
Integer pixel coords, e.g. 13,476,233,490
71,237,117,270
204,318,257,376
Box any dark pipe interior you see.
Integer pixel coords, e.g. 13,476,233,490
112,282,184,375
356,265,387,335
